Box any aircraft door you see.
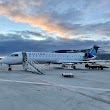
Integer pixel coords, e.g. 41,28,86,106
22,52,27,62
22,52,28,70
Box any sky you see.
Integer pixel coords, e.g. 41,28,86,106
0,0,110,56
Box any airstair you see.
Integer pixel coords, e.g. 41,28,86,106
22,57,45,74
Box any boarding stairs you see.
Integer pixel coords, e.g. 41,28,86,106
23,57,45,75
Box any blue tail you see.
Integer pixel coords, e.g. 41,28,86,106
90,45,99,56
84,45,99,59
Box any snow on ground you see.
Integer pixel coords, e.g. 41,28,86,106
0,64,110,110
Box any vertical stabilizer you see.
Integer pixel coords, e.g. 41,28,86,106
90,45,99,56
84,45,99,59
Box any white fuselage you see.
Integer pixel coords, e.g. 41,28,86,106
27,52,85,63
0,45,98,65
0,52,87,65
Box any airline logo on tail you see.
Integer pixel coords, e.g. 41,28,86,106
84,45,99,59
90,45,99,56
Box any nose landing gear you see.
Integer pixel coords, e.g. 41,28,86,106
8,65,12,71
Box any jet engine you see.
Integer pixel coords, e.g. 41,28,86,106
84,52,94,58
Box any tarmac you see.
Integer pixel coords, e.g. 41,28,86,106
0,64,110,110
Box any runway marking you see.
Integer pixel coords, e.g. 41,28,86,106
0,78,110,92
0,79,51,86
54,84,110,92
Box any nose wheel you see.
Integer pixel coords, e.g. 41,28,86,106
8,65,12,71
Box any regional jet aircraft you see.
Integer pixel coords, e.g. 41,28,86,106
0,45,99,70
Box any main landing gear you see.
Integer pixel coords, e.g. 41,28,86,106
72,65,76,69
62,64,76,69
8,65,12,71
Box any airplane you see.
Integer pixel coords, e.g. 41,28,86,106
0,45,99,71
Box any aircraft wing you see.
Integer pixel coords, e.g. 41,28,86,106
90,60,110,62
57,60,110,64
57,60,96,64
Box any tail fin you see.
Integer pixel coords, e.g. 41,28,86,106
84,45,99,59
90,45,99,56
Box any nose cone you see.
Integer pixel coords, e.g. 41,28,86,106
0,60,2,64
0,57,11,65
0,58,6,64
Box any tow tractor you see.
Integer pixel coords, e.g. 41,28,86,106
85,63,109,70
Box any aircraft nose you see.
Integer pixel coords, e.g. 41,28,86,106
0,58,4,63
0,58,7,64
0,59,3,64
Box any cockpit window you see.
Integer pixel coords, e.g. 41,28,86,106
11,54,18,57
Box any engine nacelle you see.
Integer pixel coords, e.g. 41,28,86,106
84,52,94,58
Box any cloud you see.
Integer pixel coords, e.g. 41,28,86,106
13,30,48,40
0,30,52,41
0,32,110,56
0,0,84,38
0,33,23,41
0,0,110,40
82,22,110,36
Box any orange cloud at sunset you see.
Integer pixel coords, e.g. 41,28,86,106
0,0,73,39
0,0,110,40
